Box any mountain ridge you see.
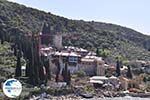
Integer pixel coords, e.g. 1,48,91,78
0,0,150,62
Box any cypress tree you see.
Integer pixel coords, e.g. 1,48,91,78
64,63,68,82
96,48,99,57
0,28,5,44
0,23,6,44
25,59,30,77
28,35,39,86
43,56,51,80
0,31,4,44
126,65,133,79
116,60,121,77
67,70,71,85
55,61,60,82
14,44,17,56
39,61,45,84
61,68,65,82
28,40,35,85
15,49,21,77
15,35,22,77
32,35,40,85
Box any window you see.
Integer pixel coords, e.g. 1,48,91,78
69,56,78,63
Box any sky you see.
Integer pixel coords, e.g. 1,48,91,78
8,0,150,35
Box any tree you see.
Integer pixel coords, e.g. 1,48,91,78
15,49,22,77
143,77,147,83
41,55,51,80
25,34,41,86
96,48,100,57
42,22,51,34
15,35,22,77
126,65,133,79
0,24,6,44
96,48,110,59
55,60,60,82
116,59,121,77
25,59,30,77
64,63,68,82
67,70,71,85
32,35,40,85
62,63,71,85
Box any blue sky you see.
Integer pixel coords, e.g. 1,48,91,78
8,0,150,35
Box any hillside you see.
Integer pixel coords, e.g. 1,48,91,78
0,0,150,62
0,41,16,79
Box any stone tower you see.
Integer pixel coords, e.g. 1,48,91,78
96,58,105,76
53,23,62,50
40,22,62,50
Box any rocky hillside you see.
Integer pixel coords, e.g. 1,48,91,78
0,0,150,61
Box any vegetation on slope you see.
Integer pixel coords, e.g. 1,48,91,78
0,41,16,68
0,41,16,80
0,0,150,61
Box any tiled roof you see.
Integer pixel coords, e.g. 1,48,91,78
54,51,81,57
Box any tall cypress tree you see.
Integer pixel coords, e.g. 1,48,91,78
14,44,17,56
15,36,22,77
96,48,99,57
34,35,40,85
0,22,6,44
15,50,21,77
116,60,121,77
64,63,68,82
55,60,60,82
27,35,39,85
126,65,133,79
62,63,71,85
28,39,35,85
67,70,71,85
30,34,41,86
0,27,5,44
42,56,51,80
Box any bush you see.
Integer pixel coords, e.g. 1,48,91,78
30,87,41,95
146,84,150,92
75,70,86,77
83,85,94,93
47,87,74,96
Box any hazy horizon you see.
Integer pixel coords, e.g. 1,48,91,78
8,0,150,35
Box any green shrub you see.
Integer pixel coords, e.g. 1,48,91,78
83,85,94,93
75,70,86,77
